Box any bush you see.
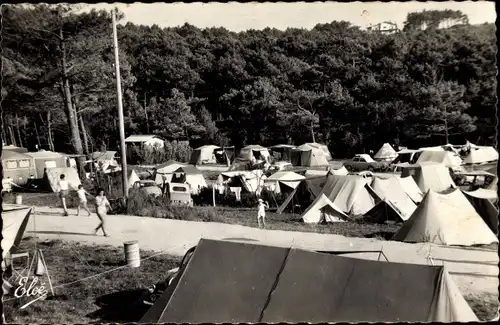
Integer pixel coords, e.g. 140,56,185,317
164,140,192,162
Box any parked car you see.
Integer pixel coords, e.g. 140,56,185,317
166,182,193,207
343,154,389,172
133,180,162,197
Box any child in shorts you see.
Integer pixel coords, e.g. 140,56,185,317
76,184,92,217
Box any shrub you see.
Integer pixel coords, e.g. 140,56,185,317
164,140,192,162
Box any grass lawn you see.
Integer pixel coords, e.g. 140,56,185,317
2,237,498,323
3,237,180,323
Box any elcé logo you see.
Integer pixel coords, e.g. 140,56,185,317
14,276,49,309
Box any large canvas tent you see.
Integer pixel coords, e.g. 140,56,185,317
462,189,498,234
1,150,36,185
237,145,270,162
171,166,207,194
304,142,332,161
463,146,498,165
393,189,498,246
373,143,398,161
317,175,379,215
154,160,187,185
140,239,478,323
400,162,456,193
416,150,463,168
1,205,33,265
290,144,329,167
269,144,296,162
264,171,305,194
189,145,231,166
397,176,424,203
26,150,69,178
215,170,266,194
301,193,348,223
370,177,417,220
44,167,81,192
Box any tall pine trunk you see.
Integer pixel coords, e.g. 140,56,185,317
79,114,89,155
46,111,55,151
15,114,23,147
60,26,84,178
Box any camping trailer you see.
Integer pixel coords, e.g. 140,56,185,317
1,150,36,186
25,150,69,178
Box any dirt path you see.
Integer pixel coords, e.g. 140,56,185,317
26,206,498,298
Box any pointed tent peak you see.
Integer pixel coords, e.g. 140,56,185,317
301,193,349,223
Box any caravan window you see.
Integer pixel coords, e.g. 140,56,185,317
172,186,187,192
6,161,17,169
44,160,57,168
19,160,30,168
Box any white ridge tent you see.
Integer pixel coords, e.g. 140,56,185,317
304,142,332,160
417,150,463,168
171,166,208,194
127,169,141,188
301,193,348,223
400,162,456,193
290,144,329,167
264,171,305,194
2,205,33,264
154,160,187,185
374,143,398,161
370,177,417,220
463,146,498,165
393,189,498,246
317,174,379,216
397,176,424,203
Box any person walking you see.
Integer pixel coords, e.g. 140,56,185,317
57,174,70,216
257,198,269,228
76,185,92,217
94,188,112,237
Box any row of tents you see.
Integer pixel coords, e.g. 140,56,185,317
280,163,498,247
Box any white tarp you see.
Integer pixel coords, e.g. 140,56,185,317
397,176,424,203
319,175,378,215
370,177,417,220
374,143,398,161
401,162,456,193
155,160,187,184
393,189,498,246
463,146,498,164
301,193,348,223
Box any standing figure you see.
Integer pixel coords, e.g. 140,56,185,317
58,174,70,216
76,185,92,217
257,198,269,228
94,188,112,237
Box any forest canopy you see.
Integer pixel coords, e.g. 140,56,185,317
1,5,497,158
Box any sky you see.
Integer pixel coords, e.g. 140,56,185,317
84,1,496,31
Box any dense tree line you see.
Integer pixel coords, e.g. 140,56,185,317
2,5,496,164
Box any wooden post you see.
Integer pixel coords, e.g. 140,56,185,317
212,186,216,207
112,9,129,197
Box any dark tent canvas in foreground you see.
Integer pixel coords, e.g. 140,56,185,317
140,239,478,323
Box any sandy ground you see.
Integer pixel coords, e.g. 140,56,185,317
25,206,498,298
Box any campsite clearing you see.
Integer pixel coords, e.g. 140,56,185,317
2,238,180,324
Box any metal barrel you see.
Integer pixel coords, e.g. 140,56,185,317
123,240,141,268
